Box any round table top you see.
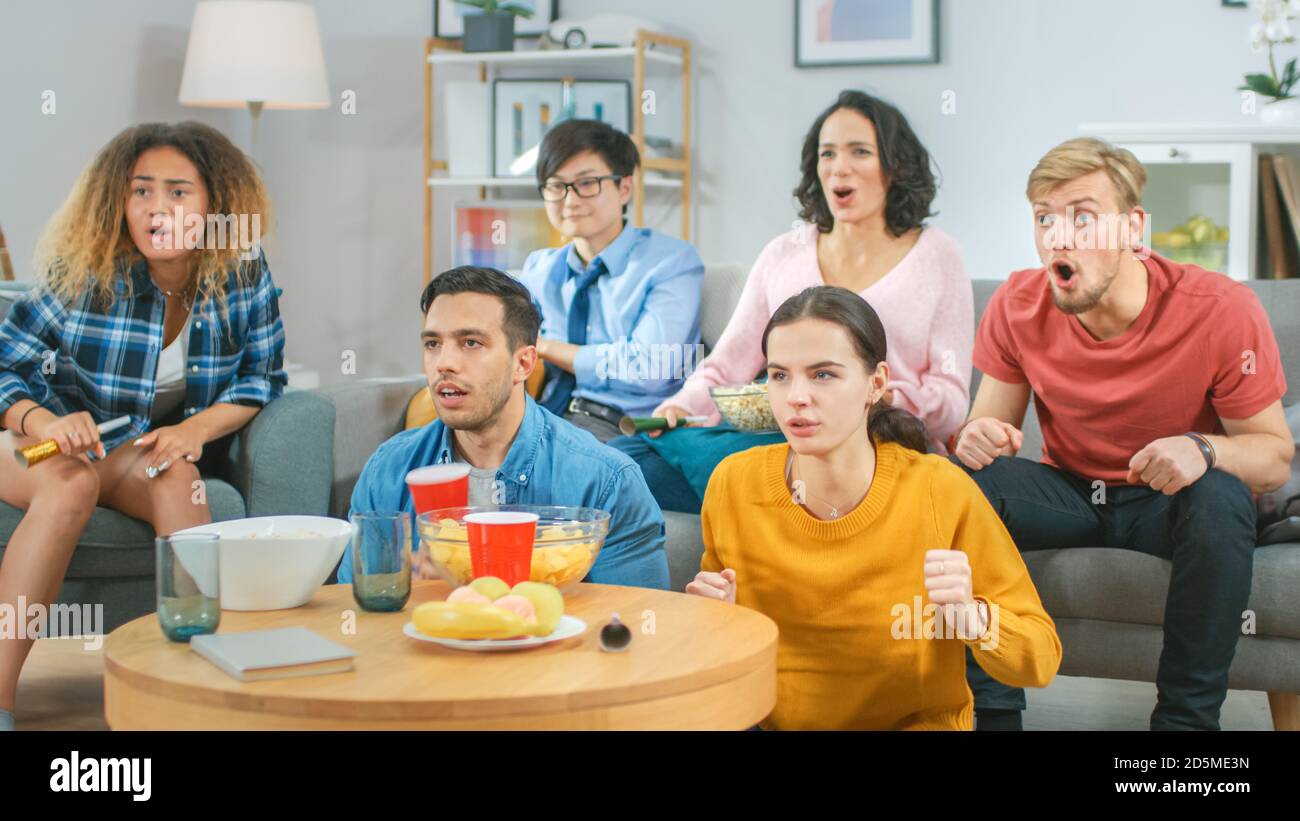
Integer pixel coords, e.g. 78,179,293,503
103,580,778,730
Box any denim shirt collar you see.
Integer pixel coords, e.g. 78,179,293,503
563,221,642,280
428,394,546,492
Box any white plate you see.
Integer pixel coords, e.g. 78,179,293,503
402,615,587,652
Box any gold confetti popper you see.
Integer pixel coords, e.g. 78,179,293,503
15,414,131,468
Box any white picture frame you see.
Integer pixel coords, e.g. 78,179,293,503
795,0,940,67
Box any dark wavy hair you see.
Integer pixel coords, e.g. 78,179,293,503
420,265,541,352
794,90,937,237
761,286,928,453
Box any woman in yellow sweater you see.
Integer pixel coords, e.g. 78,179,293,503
686,286,1061,730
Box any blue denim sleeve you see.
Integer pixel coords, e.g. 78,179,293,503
338,456,380,585
585,463,669,589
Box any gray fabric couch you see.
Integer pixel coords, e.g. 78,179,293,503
0,283,336,631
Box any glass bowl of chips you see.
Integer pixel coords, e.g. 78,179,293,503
415,505,609,591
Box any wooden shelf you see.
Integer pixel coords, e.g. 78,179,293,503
428,45,683,68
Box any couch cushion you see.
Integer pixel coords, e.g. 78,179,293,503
700,264,749,353
0,477,246,579
1022,544,1300,641
664,509,706,592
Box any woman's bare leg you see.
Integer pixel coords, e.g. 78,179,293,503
0,432,99,712
95,441,212,537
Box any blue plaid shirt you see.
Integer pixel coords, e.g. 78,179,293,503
0,254,287,451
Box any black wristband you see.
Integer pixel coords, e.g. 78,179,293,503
18,404,40,437
1183,432,1214,470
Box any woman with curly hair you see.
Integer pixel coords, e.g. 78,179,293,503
0,122,286,730
609,90,973,514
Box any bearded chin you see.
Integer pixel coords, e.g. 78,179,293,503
1052,287,1105,314
1051,262,1120,315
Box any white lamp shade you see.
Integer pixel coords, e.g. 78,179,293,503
179,0,329,109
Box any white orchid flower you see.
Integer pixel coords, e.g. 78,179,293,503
1254,0,1284,19
1267,18,1294,41
1252,20,1269,49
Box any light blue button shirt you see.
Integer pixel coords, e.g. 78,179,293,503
518,224,704,417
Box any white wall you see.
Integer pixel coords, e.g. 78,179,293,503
0,0,1272,385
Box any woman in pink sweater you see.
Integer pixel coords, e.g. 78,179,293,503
610,90,972,514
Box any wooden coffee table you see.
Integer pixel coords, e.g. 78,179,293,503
103,581,778,729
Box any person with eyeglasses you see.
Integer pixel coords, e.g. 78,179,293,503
517,119,705,442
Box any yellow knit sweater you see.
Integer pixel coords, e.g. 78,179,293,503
700,441,1062,730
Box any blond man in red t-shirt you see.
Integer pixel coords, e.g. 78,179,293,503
951,137,1294,731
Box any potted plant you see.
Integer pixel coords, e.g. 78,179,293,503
454,0,534,53
1240,0,1300,123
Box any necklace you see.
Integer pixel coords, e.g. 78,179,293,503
152,278,195,309
784,451,871,520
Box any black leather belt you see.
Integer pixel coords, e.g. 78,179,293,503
568,397,623,429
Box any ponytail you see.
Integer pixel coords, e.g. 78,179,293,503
867,401,928,453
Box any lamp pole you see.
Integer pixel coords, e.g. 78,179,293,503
247,100,265,160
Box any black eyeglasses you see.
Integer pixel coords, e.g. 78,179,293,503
539,175,623,201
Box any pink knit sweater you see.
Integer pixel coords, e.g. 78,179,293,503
665,223,973,453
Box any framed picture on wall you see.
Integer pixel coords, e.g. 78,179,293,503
569,80,631,132
493,79,565,177
492,79,631,177
795,0,940,67
433,0,559,39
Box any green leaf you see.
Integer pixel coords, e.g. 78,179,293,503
1241,73,1285,97
499,0,535,17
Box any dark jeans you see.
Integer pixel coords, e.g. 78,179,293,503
607,435,702,514
950,456,1257,731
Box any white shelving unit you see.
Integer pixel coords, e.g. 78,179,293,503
423,33,693,283
427,175,682,189
428,45,683,68
1082,122,1300,280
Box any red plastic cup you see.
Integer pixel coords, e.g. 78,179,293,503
406,465,470,515
465,511,539,587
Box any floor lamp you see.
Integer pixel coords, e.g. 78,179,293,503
179,0,330,160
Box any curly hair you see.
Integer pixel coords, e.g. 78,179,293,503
794,90,936,237
35,121,272,308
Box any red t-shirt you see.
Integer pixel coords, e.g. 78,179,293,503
974,253,1287,484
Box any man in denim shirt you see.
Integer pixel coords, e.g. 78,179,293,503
339,266,668,589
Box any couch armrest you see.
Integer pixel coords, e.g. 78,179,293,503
212,390,336,518
317,377,425,518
